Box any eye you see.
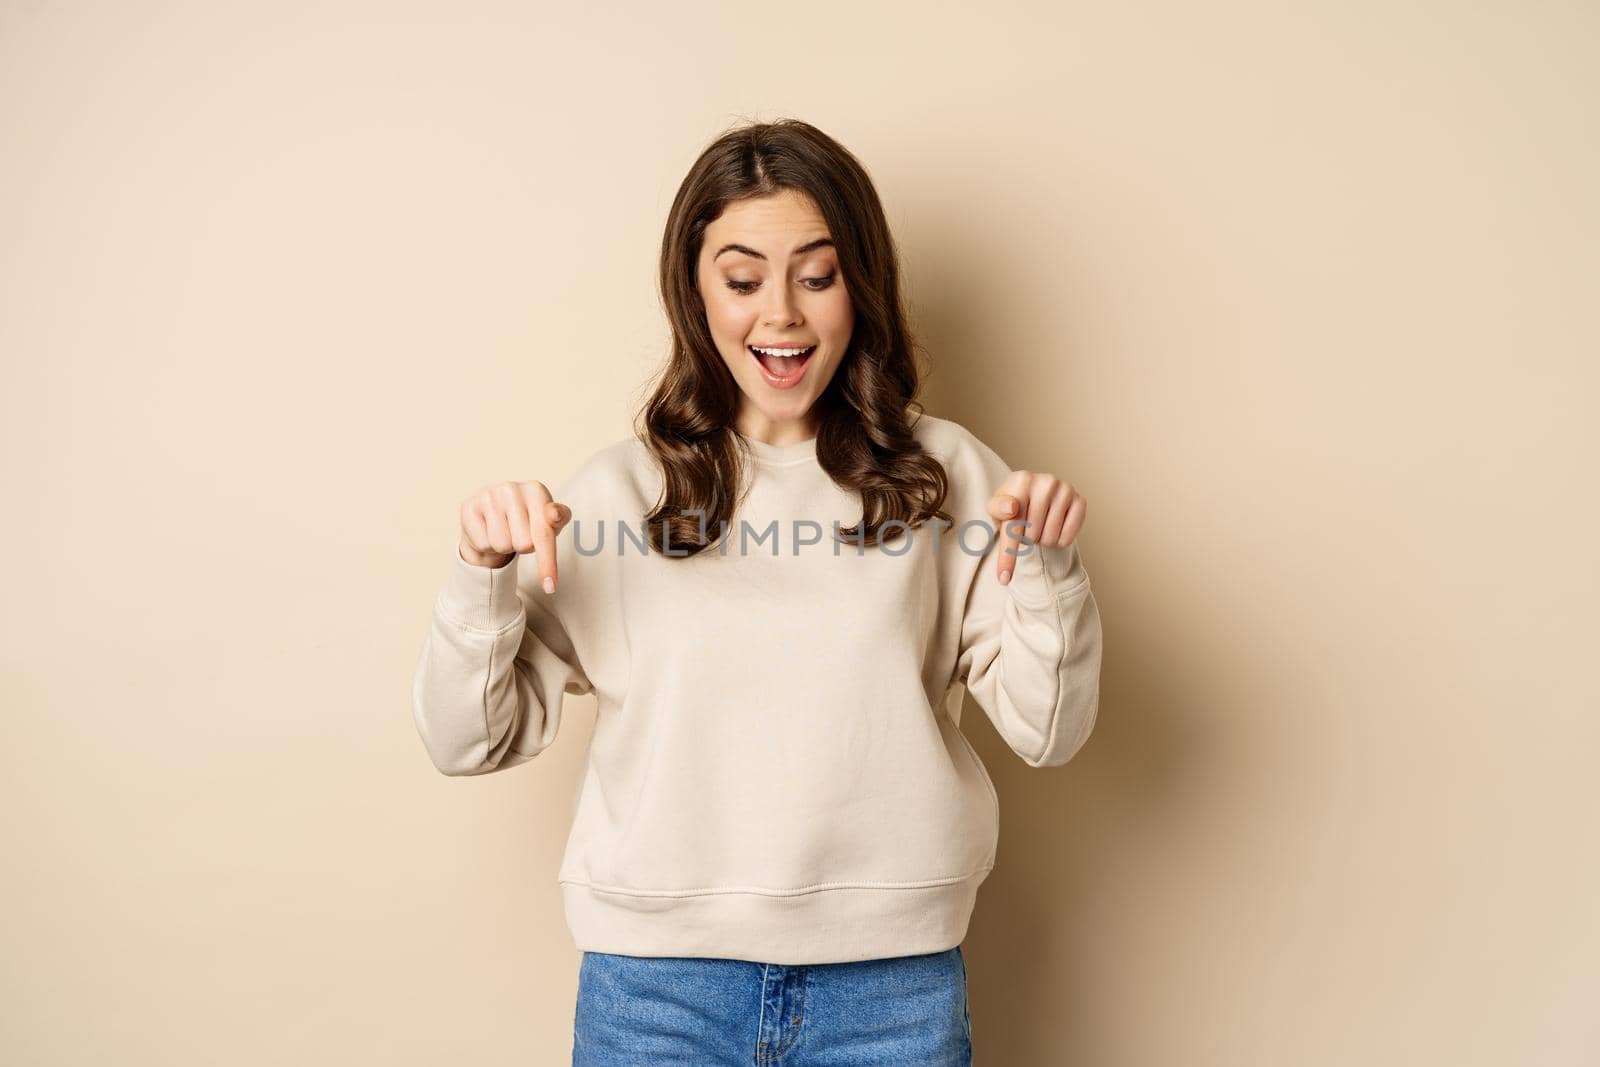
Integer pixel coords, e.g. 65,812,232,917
724,274,837,295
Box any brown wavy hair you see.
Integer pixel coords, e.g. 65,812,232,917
636,118,951,557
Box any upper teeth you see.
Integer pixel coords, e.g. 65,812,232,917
752,345,812,356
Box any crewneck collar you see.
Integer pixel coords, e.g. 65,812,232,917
736,428,819,467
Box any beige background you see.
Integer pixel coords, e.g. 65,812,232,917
3,1,1595,1063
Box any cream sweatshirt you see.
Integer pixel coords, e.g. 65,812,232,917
411,412,1103,965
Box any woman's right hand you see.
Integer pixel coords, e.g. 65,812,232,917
458,480,573,594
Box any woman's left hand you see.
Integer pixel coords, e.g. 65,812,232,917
986,470,1086,586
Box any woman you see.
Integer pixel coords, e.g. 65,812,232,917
412,118,1103,1066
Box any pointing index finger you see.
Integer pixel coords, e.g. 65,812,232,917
518,481,562,594
989,470,1033,586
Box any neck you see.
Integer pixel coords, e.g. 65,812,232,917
734,410,818,448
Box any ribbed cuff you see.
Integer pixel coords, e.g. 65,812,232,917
1005,539,1088,609
437,544,524,631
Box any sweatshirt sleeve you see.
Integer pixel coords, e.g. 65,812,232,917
410,541,594,776
952,436,1104,768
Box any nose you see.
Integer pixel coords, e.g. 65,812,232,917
762,285,801,329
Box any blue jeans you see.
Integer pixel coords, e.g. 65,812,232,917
572,945,972,1065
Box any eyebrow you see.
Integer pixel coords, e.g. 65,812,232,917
712,237,835,262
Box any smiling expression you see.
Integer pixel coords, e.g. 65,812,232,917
697,188,854,441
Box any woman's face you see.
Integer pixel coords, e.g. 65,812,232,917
696,189,854,442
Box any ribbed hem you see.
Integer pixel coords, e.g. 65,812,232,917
558,867,991,965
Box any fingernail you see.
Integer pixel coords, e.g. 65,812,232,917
1000,568,1012,585
543,576,555,594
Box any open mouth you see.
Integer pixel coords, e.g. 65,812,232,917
747,344,817,388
